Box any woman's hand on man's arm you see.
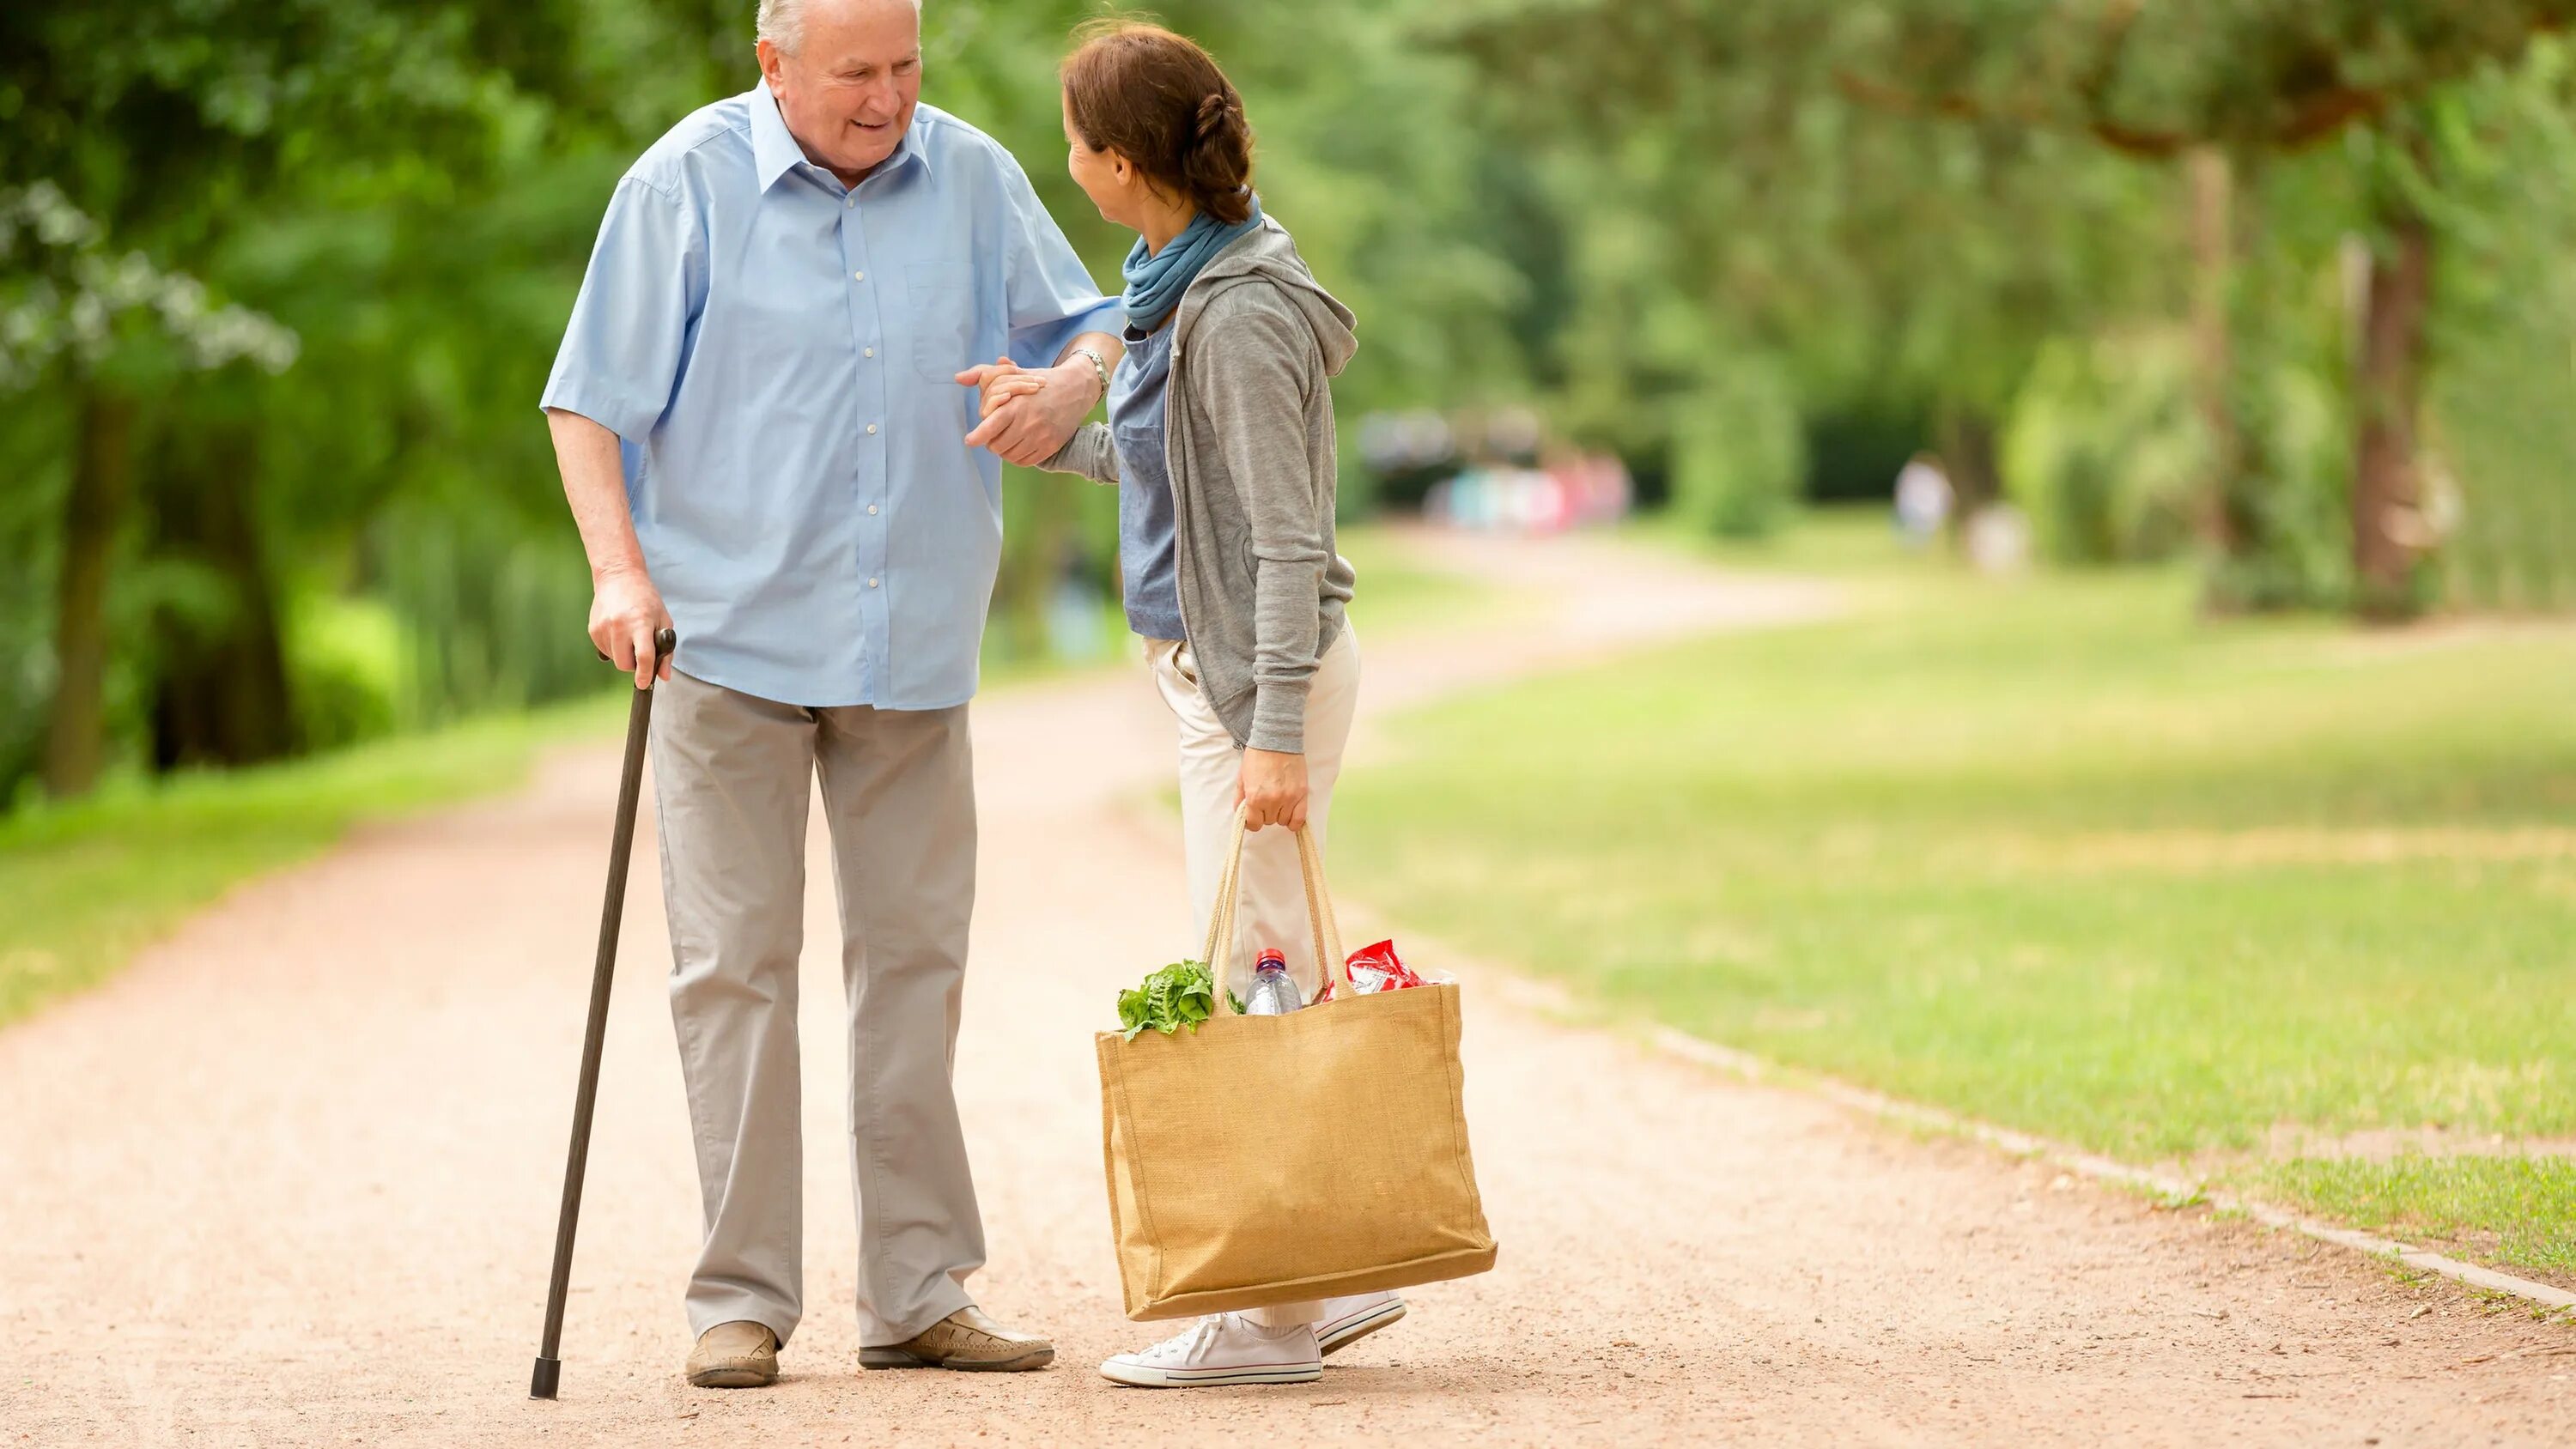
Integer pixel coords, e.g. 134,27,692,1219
957,330,1120,465
959,357,1120,483
960,356,1046,418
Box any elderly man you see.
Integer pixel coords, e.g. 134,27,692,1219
540,0,1119,1388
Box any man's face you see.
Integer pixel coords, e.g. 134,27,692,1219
757,0,922,184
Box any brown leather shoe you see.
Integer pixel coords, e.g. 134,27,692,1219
684,1320,780,1388
859,1306,1054,1372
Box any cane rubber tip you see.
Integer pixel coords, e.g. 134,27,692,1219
530,1356,562,1399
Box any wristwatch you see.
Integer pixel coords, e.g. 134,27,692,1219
1067,345,1111,404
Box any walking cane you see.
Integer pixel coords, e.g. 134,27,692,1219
531,626,676,1401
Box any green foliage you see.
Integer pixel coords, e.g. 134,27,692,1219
367,500,601,729
0,390,68,797
1445,0,2187,489
2204,354,2358,611
0,182,299,389
0,0,653,797
2165,141,2369,613
1669,361,1806,540
1999,312,2354,586
1819,2,2576,151
1116,958,1230,1040
2003,329,2208,564
283,592,407,753
1201,1,1535,412
1449,0,2576,614
2421,39,2576,609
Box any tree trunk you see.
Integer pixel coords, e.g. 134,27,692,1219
2351,173,2434,621
40,387,135,798
1936,405,2000,529
148,419,297,770
2185,146,2242,557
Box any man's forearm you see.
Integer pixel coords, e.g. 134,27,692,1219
546,407,648,580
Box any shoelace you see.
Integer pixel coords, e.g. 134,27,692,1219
1145,1316,1226,1364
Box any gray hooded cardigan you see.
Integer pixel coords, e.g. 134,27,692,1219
1040,217,1358,755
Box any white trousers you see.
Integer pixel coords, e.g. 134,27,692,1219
1145,625,1360,1328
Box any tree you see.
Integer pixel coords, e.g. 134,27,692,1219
2348,118,2437,618
0,181,301,787
1445,0,2575,609
1442,1,2181,538
2415,37,2576,609
1813,0,2574,613
2,0,546,791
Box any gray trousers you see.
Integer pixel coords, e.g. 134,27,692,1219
649,670,982,1349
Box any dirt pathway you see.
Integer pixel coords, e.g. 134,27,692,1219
3,529,2567,1446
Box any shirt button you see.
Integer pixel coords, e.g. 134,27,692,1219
866,423,878,435
864,347,874,358
868,577,880,589
867,505,879,515
844,196,854,208
853,270,865,282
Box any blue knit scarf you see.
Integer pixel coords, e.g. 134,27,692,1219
1121,194,1263,333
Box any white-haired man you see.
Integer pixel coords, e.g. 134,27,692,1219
541,0,1121,1387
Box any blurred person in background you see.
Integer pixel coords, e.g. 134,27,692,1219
964,19,1405,1389
539,0,1122,1390
1893,450,1954,546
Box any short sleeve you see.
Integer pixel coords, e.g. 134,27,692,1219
994,150,1121,367
538,177,703,441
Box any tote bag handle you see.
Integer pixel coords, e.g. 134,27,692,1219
1201,804,1354,1015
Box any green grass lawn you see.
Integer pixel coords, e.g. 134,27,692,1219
0,694,629,1028
2252,1156,2576,1282
1334,514,2576,1284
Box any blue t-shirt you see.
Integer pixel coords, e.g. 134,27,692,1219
1108,322,1186,640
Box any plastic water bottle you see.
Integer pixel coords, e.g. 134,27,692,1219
1243,949,1302,1016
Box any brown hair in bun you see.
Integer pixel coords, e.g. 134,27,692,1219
1062,20,1255,225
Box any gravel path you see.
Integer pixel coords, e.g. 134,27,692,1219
3,529,2568,1446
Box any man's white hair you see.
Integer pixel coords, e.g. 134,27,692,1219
757,0,921,54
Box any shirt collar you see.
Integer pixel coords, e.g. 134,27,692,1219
750,82,934,193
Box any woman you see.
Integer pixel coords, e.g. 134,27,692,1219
969,21,1403,1388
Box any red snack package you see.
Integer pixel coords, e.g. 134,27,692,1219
1317,939,1425,1003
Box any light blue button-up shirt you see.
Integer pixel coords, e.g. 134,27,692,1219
541,85,1119,708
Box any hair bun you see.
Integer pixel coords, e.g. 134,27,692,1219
1194,92,1238,141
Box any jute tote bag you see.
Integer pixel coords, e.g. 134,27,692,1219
1096,815,1498,1321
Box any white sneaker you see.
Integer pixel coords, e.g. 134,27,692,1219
1315,1291,1406,1357
1098,1313,1323,1388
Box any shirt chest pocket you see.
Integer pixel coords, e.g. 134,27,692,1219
907,263,974,382
1112,420,1170,490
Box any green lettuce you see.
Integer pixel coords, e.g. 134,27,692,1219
1116,959,1247,1040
